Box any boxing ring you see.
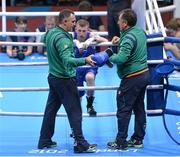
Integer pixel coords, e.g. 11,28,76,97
1,0,180,156
0,52,180,156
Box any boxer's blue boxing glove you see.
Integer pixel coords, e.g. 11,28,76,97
91,48,113,67
92,52,108,67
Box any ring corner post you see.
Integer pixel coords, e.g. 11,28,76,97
146,33,164,116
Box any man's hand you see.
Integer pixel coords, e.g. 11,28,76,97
12,49,18,57
85,55,96,66
111,36,120,44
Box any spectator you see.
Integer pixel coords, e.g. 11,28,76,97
165,18,180,59
73,19,108,115
6,16,34,60
36,16,57,55
0,36,6,53
77,0,105,32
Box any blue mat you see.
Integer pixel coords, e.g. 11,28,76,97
0,52,47,63
0,53,180,156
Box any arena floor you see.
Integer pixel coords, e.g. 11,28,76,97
0,53,180,156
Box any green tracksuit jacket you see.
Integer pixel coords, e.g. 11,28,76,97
109,26,148,79
41,26,86,78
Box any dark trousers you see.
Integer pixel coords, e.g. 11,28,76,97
38,73,88,146
116,71,150,144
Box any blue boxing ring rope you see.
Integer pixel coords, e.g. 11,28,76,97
0,0,180,155
146,32,180,145
155,59,180,145
0,33,180,146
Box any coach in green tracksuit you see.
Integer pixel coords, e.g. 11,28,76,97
107,9,150,150
38,9,97,153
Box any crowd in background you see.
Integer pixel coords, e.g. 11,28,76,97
1,0,173,6
0,0,179,60
2,0,106,6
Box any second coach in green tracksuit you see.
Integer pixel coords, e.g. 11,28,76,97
107,9,150,150
38,9,97,153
